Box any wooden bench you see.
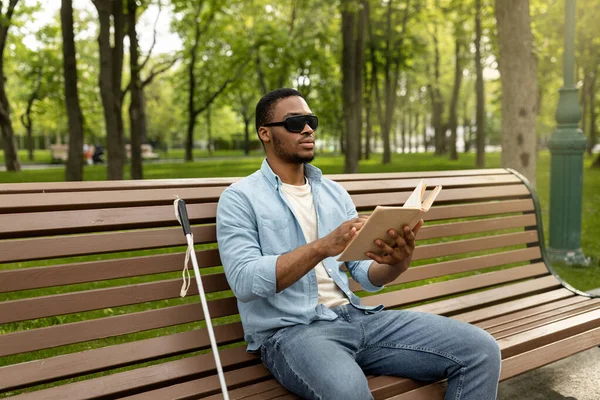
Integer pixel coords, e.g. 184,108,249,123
126,144,160,160
49,144,69,162
1,168,599,399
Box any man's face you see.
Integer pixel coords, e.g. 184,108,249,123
264,96,316,164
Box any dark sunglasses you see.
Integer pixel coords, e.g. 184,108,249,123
263,115,318,133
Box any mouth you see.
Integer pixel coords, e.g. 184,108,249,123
299,141,315,149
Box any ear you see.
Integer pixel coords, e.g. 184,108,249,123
258,126,271,143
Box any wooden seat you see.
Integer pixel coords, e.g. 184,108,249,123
1,168,598,399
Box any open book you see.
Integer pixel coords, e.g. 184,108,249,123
337,180,442,262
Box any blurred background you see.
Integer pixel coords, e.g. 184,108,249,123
0,0,596,180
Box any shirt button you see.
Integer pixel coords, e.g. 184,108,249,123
327,268,332,273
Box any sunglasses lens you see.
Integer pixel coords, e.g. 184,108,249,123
286,115,318,132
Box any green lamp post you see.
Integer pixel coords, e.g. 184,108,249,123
547,0,589,266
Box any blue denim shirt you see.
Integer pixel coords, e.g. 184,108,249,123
216,160,384,351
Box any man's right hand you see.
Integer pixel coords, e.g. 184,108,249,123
317,215,369,258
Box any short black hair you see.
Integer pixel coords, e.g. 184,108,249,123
255,88,304,133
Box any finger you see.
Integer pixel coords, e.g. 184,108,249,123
348,226,357,239
387,229,407,248
413,219,424,236
403,226,416,247
375,238,397,256
365,251,387,264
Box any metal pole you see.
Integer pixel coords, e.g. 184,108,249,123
547,0,589,266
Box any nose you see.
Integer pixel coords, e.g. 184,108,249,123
301,123,314,135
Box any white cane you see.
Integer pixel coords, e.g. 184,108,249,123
174,198,229,400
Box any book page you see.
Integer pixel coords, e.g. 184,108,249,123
421,185,442,211
403,179,426,208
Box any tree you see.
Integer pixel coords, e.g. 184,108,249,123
61,0,86,181
172,1,246,162
367,0,412,164
341,0,366,173
495,0,538,185
92,0,125,180
127,0,146,180
0,0,20,172
474,0,485,168
20,57,42,161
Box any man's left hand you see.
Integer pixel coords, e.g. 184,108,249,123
366,219,424,272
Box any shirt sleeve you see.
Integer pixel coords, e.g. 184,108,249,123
216,186,279,303
340,186,384,293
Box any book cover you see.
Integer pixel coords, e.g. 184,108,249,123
336,180,442,262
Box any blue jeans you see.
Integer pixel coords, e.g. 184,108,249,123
260,304,501,400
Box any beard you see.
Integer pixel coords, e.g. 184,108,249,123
272,133,315,164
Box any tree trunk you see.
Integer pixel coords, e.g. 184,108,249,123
0,0,20,172
341,0,366,173
462,98,471,153
243,116,250,155
475,0,486,168
364,70,373,160
128,0,146,180
93,0,125,180
423,113,428,152
448,37,463,161
20,66,41,162
401,111,406,153
61,0,85,181
207,105,213,156
413,111,419,153
495,0,538,185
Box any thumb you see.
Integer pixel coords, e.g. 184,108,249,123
345,227,357,241
413,219,424,236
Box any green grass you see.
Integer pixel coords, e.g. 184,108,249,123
1,150,599,396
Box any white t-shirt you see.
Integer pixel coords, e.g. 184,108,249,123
280,181,349,308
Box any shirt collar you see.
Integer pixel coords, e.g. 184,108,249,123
260,158,322,190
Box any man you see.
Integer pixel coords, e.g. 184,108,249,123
216,88,501,399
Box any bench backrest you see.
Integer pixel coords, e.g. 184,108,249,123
0,168,551,398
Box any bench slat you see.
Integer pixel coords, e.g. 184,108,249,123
0,249,220,293
0,186,226,213
364,265,553,308
353,184,530,209
351,247,542,292
416,214,536,240
0,203,218,239
0,225,216,264
0,298,238,357
0,274,230,324
337,174,520,194
328,169,511,181
491,300,600,338
412,230,538,261
8,347,264,400
0,323,245,391
497,308,600,358
454,289,584,324
0,175,520,213
499,326,600,381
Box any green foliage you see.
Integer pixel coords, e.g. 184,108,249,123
0,0,596,159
